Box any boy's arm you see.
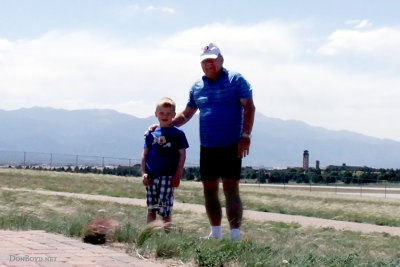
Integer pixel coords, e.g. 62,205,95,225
141,148,150,186
171,148,186,188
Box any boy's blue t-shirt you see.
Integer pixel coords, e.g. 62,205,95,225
144,126,189,177
186,68,253,147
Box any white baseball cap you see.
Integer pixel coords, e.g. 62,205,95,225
200,43,221,62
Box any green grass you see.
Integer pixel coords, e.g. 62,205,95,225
1,189,400,266
1,168,400,227
0,168,146,198
240,186,400,226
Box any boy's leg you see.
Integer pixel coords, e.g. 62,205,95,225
163,216,171,223
147,212,157,223
146,176,160,224
157,176,172,217
157,176,174,231
162,216,171,233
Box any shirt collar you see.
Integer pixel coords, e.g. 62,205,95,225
202,68,228,83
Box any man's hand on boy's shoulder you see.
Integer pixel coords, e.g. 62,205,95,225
171,175,181,188
142,173,150,186
144,124,159,137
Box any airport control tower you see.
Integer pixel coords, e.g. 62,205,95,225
303,150,309,170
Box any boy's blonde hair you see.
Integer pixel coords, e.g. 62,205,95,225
157,97,176,111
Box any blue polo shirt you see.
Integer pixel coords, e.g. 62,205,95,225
187,68,252,147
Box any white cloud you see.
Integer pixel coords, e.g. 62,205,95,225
0,38,13,50
317,27,400,64
146,5,175,14
256,63,400,140
345,19,372,29
56,99,157,119
0,30,197,117
160,21,302,62
161,7,175,14
128,4,175,14
127,4,139,10
1,22,400,142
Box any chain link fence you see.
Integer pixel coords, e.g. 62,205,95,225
0,150,140,168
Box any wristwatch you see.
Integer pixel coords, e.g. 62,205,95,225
242,133,252,139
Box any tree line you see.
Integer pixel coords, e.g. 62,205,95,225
24,164,400,184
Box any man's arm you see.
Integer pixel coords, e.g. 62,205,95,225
238,98,256,158
171,148,186,187
145,106,197,134
172,106,197,127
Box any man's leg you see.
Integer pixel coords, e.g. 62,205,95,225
203,179,222,225
203,179,222,239
223,178,242,240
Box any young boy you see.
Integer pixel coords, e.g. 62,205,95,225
141,97,189,227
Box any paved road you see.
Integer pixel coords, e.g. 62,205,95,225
241,183,400,199
0,230,164,267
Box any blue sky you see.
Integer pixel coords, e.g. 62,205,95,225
1,1,400,141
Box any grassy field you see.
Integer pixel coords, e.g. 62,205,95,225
1,168,400,226
1,168,400,266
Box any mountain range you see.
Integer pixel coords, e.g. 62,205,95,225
1,107,399,168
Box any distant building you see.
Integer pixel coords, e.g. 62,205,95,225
326,164,364,171
303,150,309,170
316,160,320,170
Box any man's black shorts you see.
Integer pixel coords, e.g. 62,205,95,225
200,143,242,182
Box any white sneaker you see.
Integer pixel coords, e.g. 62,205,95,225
230,228,240,241
201,232,222,241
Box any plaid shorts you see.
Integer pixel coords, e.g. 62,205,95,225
146,176,175,217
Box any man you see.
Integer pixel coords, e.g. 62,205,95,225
172,43,255,240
